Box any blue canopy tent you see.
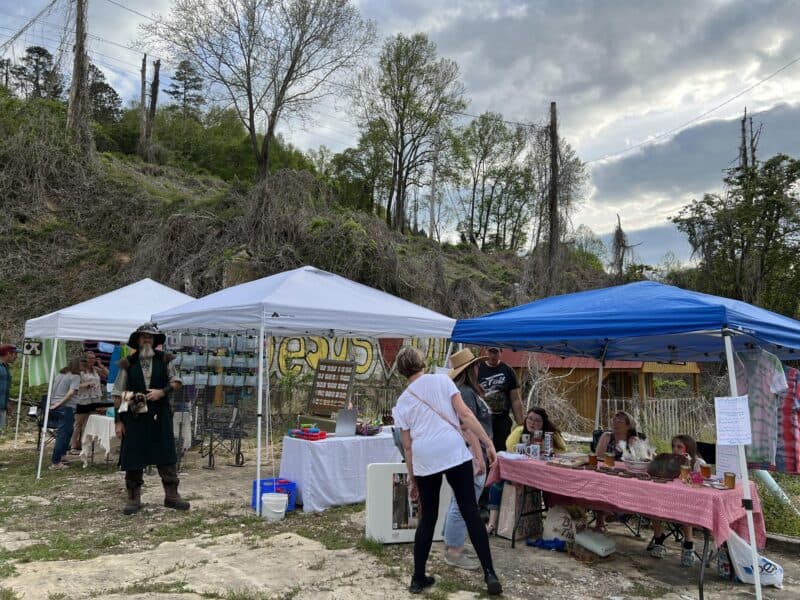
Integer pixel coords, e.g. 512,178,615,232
452,280,800,599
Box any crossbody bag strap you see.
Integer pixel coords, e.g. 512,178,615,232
407,388,463,435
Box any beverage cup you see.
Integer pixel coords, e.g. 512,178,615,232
588,453,597,467
520,433,530,445
514,443,526,454
533,429,543,443
603,452,615,468
700,464,712,479
724,472,736,489
680,465,690,481
525,444,540,458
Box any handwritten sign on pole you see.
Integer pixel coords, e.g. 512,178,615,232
716,444,742,482
714,395,752,446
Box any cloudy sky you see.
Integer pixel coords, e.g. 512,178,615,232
2,0,800,265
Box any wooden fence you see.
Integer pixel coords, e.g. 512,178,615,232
600,396,715,443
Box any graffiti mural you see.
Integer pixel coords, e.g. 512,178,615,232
269,337,450,381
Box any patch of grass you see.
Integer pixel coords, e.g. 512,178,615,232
0,588,22,600
47,594,70,600
356,536,384,557
755,475,800,537
628,580,670,598
0,562,17,578
97,581,189,596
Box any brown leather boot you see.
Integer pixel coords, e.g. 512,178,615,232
158,464,190,510
163,483,190,510
123,486,142,515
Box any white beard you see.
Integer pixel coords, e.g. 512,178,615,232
139,343,155,359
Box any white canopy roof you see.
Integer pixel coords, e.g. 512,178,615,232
152,265,456,338
24,278,195,342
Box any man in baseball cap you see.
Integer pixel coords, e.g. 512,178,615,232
0,344,18,435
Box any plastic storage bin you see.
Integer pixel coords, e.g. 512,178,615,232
251,478,297,512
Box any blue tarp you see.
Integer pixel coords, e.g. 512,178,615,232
451,281,800,362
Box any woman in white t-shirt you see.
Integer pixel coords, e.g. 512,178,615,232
392,347,502,596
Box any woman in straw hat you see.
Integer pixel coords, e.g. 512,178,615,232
392,346,502,596
441,348,493,570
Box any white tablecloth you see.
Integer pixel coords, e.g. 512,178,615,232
279,428,402,512
80,415,116,467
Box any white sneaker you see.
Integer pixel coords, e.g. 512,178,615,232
650,544,667,559
444,551,480,570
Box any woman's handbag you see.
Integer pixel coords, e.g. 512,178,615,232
646,453,684,479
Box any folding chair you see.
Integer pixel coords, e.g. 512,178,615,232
35,395,66,452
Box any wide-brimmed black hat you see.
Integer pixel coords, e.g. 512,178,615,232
128,322,166,350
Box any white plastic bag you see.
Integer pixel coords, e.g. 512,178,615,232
725,531,784,588
542,505,580,542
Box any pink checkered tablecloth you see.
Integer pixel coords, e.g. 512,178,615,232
487,454,766,548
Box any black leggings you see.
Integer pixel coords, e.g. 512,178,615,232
414,460,494,579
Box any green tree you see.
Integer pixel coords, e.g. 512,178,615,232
13,46,63,99
672,154,800,315
88,64,122,124
164,59,205,118
328,125,391,213
143,0,375,180
354,33,466,232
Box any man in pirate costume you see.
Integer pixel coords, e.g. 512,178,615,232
113,323,189,515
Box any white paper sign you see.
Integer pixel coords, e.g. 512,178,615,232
715,444,742,482
714,395,752,446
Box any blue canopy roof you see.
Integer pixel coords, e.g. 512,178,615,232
451,281,800,362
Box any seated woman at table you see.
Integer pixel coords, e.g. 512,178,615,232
484,407,566,535
593,410,649,532
48,359,82,470
648,434,707,566
506,407,566,453
595,410,649,460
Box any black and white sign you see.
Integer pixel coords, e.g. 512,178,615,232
23,340,42,356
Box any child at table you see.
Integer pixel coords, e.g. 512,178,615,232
647,434,707,566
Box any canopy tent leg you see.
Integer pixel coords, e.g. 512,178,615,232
255,319,265,515
723,331,762,600
35,338,59,480
442,341,454,368
13,353,27,447
266,336,274,479
593,362,605,430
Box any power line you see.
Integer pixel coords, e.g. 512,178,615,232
0,9,136,60
101,0,159,24
0,0,63,54
585,53,800,165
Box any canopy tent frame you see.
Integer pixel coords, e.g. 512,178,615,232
21,279,195,480
151,265,456,515
450,281,800,600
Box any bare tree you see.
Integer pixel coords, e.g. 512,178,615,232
142,0,375,179
353,33,466,232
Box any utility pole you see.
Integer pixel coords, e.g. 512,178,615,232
429,133,438,240
547,101,560,269
145,59,160,147
66,0,92,153
137,54,147,158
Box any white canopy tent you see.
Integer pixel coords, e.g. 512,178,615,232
152,265,457,511
22,278,195,478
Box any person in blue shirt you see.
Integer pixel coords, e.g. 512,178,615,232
0,344,19,435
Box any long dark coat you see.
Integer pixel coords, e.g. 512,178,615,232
119,351,177,470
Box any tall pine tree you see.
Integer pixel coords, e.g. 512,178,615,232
164,60,205,118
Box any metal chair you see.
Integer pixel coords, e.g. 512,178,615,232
34,395,65,452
